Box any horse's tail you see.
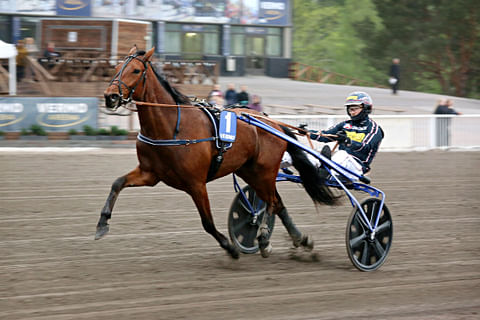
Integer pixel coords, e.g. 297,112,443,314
281,126,339,206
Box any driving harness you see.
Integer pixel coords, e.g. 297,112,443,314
137,102,234,182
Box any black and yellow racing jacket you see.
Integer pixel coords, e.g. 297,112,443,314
313,117,384,173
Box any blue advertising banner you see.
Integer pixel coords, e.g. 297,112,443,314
259,0,290,26
56,0,92,17
0,97,98,132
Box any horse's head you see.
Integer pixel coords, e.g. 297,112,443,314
104,46,155,110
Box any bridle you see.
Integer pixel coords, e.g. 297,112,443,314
108,52,149,109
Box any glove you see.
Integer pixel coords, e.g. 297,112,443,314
309,130,320,140
334,131,351,145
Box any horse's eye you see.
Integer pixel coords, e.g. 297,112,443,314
133,69,141,74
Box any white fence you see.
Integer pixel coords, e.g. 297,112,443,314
270,114,480,150
100,113,480,150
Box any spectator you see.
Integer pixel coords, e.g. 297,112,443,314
248,94,262,112
42,42,61,69
389,58,400,95
15,40,28,82
224,83,237,105
209,91,225,107
25,37,39,56
434,99,461,115
24,37,39,81
433,99,461,147
208,84,223,102
236,85,250,106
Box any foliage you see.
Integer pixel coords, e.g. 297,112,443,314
68,129,78,135
81,125,128,136
293,0,480,98
0,130,4,136
21,125,47,136
110,126,129,136
97,128,110,136
293,0,384,82
82,125,97,136
361,0,480,97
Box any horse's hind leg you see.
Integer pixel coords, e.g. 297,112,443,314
273,191,314,251
189,184,239,259
95,166,159,240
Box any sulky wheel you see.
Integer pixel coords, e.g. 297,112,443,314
228,185,275,254
346,197,393,271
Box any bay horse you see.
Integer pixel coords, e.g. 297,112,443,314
96,46,337,259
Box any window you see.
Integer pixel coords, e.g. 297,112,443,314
0,15,11,42
266,35,281,56
230,26,282,57
204,33,219,55
19,17,40,40
164,23,220,56
230,34,245,55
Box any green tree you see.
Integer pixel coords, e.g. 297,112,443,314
361,0,480,97
293,0,480,97
293,0,383,81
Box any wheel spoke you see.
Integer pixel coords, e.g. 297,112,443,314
369,201,376,225
360,241,369,265
244,225,257,247
375,220,391,234
238,199,252,213
350,233,367,249
373,238,385,257
354,213,369,231
232,216,250,234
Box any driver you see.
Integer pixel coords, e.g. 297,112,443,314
282,91,384,180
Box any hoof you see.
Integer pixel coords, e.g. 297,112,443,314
260,242,272,258
95,224,109,240
293,234,314,251
301,235,314,251
229,246,240,260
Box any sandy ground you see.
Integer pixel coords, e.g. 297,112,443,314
1,149,479,319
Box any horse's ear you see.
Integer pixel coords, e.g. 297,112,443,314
144,47,155,61
128,46,137,56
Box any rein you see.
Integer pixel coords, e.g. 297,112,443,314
110,54,334,149
130,100,337,149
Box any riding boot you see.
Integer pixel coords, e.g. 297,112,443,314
321,145,331,159
317,145,332,179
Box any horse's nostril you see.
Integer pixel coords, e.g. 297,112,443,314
105,93,120,109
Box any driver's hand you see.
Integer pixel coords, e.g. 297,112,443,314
334,130,351,145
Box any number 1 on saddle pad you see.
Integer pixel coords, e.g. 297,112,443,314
219,110,237,143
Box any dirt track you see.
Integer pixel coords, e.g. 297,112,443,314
1,149,479,319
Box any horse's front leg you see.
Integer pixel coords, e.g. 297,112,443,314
95,166,159,240
189,184,239,259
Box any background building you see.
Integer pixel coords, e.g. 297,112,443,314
0,0,292,77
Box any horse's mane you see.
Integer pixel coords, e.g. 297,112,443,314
136,50,191,105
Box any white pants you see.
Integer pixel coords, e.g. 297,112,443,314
281,150,363,181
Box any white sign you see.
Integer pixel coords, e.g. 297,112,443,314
68,31,78,43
